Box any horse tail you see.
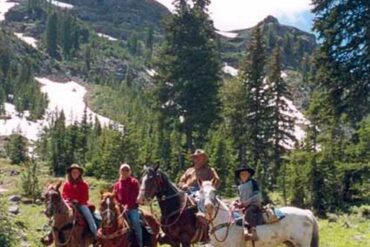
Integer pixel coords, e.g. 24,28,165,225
310,214,319,247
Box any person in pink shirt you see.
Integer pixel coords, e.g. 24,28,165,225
113,163,142,247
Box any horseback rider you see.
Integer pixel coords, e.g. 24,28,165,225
62,164,98,238
233,166,262,241
178,149,220,193
113,163,143,247
178,149,220,243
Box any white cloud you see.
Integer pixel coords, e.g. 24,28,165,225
155,0,313,31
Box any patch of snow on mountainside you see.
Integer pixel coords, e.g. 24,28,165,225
50,0,74,9
216,30,238,38
97,33,118,41
0,103,45,141
0,78,124,140
0,0,18,21
14,32,38,48
222,63,239,76
37,77,122,129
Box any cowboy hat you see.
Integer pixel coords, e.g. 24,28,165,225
66,164,84,174
191,149,208,158
234,166,255,178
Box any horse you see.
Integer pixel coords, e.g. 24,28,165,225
137,165,209,247
98,192,160,247
198,180,319,247
42,181,95,247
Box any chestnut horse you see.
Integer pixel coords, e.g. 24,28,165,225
137,165,209,247
98,192,160,247
42,181,94,247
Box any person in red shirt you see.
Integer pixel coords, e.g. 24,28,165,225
62,164,97,238
113,163,142,247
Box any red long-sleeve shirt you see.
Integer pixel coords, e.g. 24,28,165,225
62,180,89,205
113,177,139,210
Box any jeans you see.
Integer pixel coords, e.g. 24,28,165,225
79,205,97,237
128,208,143,247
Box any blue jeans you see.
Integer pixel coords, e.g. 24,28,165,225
79,205,97,237
128,208,143,247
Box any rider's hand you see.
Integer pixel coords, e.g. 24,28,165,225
72,199,79,204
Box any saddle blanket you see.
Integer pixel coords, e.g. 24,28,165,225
233,207,285,226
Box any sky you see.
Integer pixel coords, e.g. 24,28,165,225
155,0,314,33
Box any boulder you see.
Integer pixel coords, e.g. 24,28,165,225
9,195,21,202
8,205,19,215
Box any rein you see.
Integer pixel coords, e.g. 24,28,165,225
98,203,129,240
52,202,77,246
206,197,234,243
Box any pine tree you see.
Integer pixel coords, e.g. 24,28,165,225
49,111,67,175
312,0,370,122
5,133,28,164
267,47,295,184
61,13,73,60
46,12,58,58
154,0,221,152
221,77,248,164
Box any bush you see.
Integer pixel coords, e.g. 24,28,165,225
20,160,41,201
0,200,17,246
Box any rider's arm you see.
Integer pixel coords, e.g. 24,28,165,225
62,182,71,201
211,168,221,189
178,169,191,189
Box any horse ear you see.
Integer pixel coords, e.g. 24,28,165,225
100,190,105,199
197,178,203,188
211,177,217,187
154,163,160,171
56,180,62,191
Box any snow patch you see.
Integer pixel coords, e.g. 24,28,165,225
0,0,18,21
36,77,122,130
216,30,238,39
222,63,238,76
49,0,74,9
146,68,157,77
97,33,118,41
14,32,38,48
0,78,124,141
0,103,45,141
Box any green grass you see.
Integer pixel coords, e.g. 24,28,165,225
318,215,370,247
1,159,370,246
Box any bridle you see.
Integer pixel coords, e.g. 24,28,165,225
199,187,234,243
98,195,130,240
141,169,190,228
100,197,117,227
45,189,77,246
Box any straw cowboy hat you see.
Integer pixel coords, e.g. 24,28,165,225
234,165,255,178
191,149,208,159
66,164,84,174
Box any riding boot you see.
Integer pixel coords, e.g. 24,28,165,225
244,227,258,241
40,231,54,246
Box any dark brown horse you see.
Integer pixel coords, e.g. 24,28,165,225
42,181,94,247
137,165,208,247
98,192,160,247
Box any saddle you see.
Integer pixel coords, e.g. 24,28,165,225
233,204,285,227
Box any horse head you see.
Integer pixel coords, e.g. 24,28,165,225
44,181,66,218
137,164,165,205
198,179,219,221
100,191,121,228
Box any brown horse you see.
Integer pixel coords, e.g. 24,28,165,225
98,192,160,247
42,181,95,247
137,165,209,247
